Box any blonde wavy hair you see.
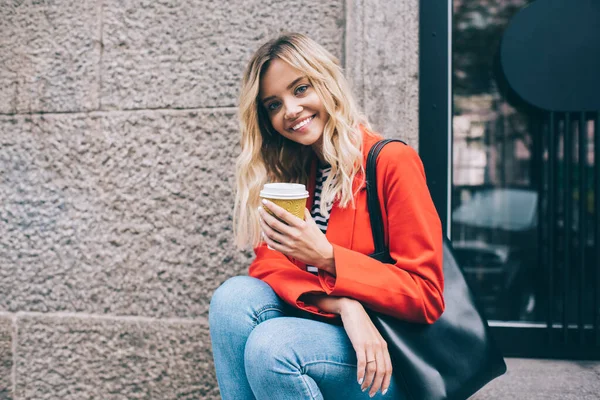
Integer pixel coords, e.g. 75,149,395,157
234,33,371,249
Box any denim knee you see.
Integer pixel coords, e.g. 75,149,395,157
210,276,255,315
244,318,303,374
209,275,282,327
245,318,331,399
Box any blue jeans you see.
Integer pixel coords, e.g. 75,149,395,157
209,276,402,400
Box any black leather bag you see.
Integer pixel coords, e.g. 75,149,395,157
365,139,507,400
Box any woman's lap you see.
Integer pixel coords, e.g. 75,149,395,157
245,316,399,399
210,276,400,399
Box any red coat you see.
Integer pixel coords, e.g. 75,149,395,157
249,128,445,324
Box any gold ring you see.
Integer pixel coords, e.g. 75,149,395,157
367,359,376,363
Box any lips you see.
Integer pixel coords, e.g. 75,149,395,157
290,115,315,131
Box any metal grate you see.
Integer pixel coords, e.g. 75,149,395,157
540,111,600,347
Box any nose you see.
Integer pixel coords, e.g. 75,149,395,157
284,99,303,120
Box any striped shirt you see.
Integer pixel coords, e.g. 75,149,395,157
307,164,333,273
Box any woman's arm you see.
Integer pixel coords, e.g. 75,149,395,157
300,294,393,397
318,143,445,324
299,293,347,314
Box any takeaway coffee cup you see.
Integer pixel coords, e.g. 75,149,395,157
260,183,309,249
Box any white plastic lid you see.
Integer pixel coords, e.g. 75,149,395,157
259,183,309,199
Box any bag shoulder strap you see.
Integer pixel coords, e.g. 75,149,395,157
366,139,407,260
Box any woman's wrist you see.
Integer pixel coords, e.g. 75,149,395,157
338,297,361,317
316,242,336,275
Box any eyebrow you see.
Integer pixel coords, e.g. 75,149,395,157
261,76,306,103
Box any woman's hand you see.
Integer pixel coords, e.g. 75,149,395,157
300,295,393,396
340,299,393,397
258,199,335,274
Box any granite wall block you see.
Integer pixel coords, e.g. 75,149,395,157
0,0,101,114
346,0,420,146
15,314,216,399
101,0,344,110
0,315,12,400
0,110,251,318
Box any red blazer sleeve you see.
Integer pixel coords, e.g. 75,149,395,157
318,143,445,324
248,244,337,317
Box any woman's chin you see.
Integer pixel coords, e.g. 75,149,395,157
297,128,325,147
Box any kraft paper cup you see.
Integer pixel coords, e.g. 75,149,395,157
260,183,309,249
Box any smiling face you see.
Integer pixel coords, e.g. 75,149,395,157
259,58,329,148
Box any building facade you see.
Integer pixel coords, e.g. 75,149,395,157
0,0,419,398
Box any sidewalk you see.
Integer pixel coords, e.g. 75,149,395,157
471,358,600,399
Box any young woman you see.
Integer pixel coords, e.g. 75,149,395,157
209,33,444,400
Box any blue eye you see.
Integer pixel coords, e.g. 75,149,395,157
295,85,309,95
266,101,281,112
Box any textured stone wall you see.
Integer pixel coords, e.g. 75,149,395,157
0,0,418,398
346,0,420,144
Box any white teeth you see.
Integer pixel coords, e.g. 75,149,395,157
292,116,313,131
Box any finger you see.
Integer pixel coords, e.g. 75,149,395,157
361,345,377,393
259,213,288,246
258,214,285,249
381,348,393,396
259,205,295,236
261,199,304,226
261,228,285,251
303,208,323,232
355,346,367,387
303,208,314,223
369,347,386,397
